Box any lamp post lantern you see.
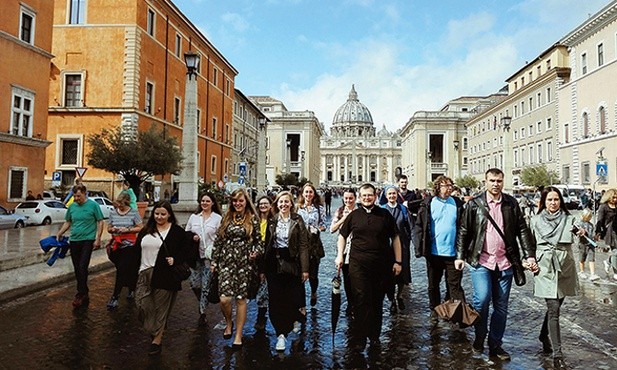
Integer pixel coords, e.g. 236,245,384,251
285,138,292,175
177,51,200,206
256,117,267,194
453,139,460,179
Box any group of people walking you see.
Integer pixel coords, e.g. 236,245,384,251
54,169,616,367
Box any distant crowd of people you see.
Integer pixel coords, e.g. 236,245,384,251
50,170,617,368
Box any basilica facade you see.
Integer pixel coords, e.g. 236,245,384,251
320,85,402,187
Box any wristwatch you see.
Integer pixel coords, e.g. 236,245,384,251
394,261,402,266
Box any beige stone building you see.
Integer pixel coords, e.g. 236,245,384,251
232,89,268,190
558,0,617,190
320,85,402,187
249,96,325,186
399,97,480,189
465,45,570,191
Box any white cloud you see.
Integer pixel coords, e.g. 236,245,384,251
444,12,495,50
221,12,249,33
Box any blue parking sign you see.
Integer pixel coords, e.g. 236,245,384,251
238,176,245,185
52,172,62,181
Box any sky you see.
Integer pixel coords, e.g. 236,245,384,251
176,0,611,132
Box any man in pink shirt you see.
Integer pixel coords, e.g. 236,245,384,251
455,168,537,362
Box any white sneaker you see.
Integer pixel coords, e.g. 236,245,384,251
613,274,617,280
292,321,302,333
604,260,611,274
276,334,286,351
589,274,600,281
578,271,587,279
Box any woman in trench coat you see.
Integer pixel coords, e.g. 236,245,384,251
530,186,581,369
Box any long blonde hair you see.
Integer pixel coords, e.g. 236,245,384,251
218,188,257,238
600,188,617,204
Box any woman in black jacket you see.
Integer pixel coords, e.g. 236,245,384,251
263,191,310,352
135,201,188,356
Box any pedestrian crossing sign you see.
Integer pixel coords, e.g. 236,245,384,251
596,163,608,177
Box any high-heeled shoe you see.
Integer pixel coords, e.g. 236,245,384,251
223,323,234,339
231,342,243,350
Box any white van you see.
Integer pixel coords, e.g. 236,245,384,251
552,184,586,209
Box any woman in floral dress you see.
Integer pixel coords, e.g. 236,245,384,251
211,188,263,349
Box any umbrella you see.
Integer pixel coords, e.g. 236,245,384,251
434,299,479,328
331,273,342,345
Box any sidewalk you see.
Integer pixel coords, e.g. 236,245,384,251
0,224,113,303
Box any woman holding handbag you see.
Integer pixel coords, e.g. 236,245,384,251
135,201,188,356
263,191,310,352
297,183,326,308
185,192,222,325
211,188,263,349
105,192,143,310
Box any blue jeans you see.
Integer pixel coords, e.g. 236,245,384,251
69,240,94,295
469,265,513,349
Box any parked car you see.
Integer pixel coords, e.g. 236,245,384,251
89,196,115,219
13,200,67,225
42,190,61,200
0,205,27,229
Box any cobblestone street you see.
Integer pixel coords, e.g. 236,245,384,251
1,202,617,369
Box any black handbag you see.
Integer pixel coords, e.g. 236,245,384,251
207,272,220,303
157,231,191,283
276,256,300,276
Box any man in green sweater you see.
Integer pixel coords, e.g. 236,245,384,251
57,184,104,308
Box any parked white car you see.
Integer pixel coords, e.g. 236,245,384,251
89,197,115,219
14,200,67,225
0,205,27,229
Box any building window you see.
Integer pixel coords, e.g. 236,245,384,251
147,9,155,36
537,65,541,77
174,97,181,124
564,123,569,143
562,166,570,183
598,43,604,66
20,6,35,44
537,121,542,133
529,124,534,136
521,76,525,86
212,118,217,138
61,139,79,166
145,82,153,114
225,124,230,143
463,137,468,150
521,127,526,138
529,71,533,82
547,87,552,102
537,92,542,108
547,141,553,161
8,167,27,200
213,68,218,87
547,117,552,129
582,162,591,184
600,106,607,133
521,148,526,165
175,34,181,57
514,150,519,167
537,144,542,163
546,59,552,70
211,156,217,174
529,97,533,112
528,145,534,164
226,79,231,96
514,82,518,90
582,112,589,137
69,0,86,24
196,109,201,133
11,87,34,137
64,74,83,107
521,101,525,114
514,130,519,141
581,53,587,74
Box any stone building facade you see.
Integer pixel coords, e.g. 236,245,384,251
320,86,402,187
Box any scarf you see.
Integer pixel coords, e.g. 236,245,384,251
536,209,567,246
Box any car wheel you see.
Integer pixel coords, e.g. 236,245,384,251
42,217,52,225
15,221,25,229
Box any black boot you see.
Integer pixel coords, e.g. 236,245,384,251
254,307,267,331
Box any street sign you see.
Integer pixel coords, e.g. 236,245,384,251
217,180,224,189
238,176,245,185
52,171,62,187
239,162,247,176
75,167,87,178
596,162,608,177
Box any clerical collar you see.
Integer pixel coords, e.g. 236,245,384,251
361,205,374,213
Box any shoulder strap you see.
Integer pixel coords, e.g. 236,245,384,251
156,230,171,257
473,199,507,243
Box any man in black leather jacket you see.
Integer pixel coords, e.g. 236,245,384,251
454,168,537,362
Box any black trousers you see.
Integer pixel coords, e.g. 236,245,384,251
69,240,94,295
540,298,565,358
426,254,464,309
112,246,140,297
342,261,353,311
349,252,389,341
266,248,304,336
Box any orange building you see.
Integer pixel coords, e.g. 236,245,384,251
46,0,237,199
0,0,54,208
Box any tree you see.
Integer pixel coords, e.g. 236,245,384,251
275,173,298,189
87,126,183,198
520,164,559,188
456,175,480,192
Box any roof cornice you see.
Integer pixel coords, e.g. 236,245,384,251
561,1,617,46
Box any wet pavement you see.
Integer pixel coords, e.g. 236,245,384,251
1,200,617,369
